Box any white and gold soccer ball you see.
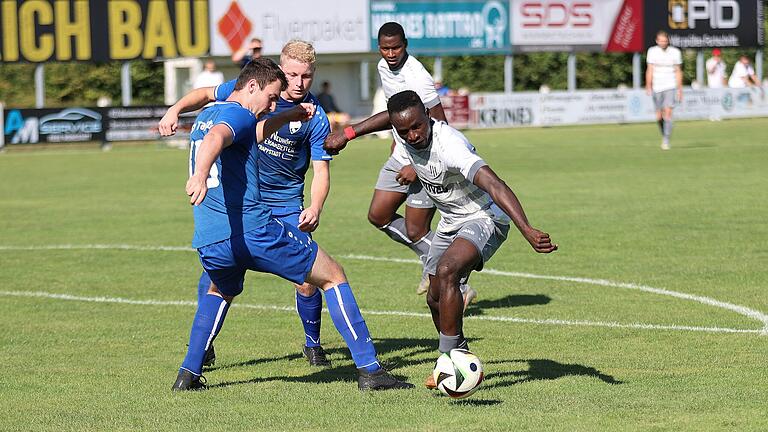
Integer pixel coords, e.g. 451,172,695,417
432,349,484,399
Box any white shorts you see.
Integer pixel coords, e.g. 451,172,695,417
424,218,510,276
374,155,435,209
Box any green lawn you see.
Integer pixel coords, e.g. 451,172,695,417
1,118,766,431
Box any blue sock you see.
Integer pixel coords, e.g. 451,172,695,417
296,289,322,347
180,293,230,376
324,283,380,372
197,271,211,304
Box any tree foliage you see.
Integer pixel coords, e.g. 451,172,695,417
0,60,164,108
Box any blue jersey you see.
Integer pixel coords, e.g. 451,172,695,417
189,101,272,248
215,80,332,207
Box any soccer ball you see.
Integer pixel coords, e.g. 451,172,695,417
432,349,484,398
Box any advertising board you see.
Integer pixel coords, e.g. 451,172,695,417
0,1,209,62
510,0,644,52
644,0,764,48
370,0,510,54
210,0,369,56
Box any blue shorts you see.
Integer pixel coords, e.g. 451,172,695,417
197,218,319,297
269,205,305,235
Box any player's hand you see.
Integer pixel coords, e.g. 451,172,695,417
396,165,417,185
323,132,349,155
645,87,652,96
523,227,558,253
158,110,179,136
297,207,320,232
286,103,315,122
186,175,208,206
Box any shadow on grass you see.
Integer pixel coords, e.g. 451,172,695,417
202,340,620,392
206,337,457,389
449,398,503,406
208,365,359,389
483,358,623,389
465,294,551,316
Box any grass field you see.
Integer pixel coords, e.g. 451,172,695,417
1,118,767,431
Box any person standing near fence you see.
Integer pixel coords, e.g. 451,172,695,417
705,49,727,89
645,31,683,151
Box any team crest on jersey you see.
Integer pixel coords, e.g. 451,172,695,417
289,121,302,134
429,164,439,178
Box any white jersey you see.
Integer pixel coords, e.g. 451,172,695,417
728,61,755,88
378,55,441,165
646,45,682,92
705,57,726,89
396,120,510,233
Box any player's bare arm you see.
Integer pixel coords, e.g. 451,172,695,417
298,160,330,232
323,110,391,154
675,65,683,101
186,124,233,206
472,166,557,254
159,87,217,136
645,64,654,96
256,103,315,143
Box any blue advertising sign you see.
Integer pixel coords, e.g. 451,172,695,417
370,0,510,55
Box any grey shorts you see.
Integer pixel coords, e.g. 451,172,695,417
374,156,435,209
424,218,510,276
653,89,677,110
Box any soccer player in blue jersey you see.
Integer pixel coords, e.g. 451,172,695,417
160,41,334,367
172,58,413,391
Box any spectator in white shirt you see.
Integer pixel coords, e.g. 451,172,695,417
728,55,759,89
706,48,727,89
193,60,224,89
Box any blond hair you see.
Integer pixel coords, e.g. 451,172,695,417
280,40,316,67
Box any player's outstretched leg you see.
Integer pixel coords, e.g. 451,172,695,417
173,284,234,391
306,247,414,391
294,283,331,367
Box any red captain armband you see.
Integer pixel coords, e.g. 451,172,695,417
343,126,357,141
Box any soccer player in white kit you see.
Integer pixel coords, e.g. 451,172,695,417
324,22,477,307
645,30,683,150
383,90,557,388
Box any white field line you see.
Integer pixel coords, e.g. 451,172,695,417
1,244,766,335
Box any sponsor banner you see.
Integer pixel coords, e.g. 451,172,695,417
103,106,196,142
510,0,644,52
3,107,105,145
2,106,197,145
468,87,768,128
441,95,472,127
470,92,540,126
624,87,768,122
0,103,4,149
370,0,510,55
0,1,209,63
210,0,369,56
644,0,764,49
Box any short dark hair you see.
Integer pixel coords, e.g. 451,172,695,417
235,58,287,91
387,90,424,117
378,22,406,43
